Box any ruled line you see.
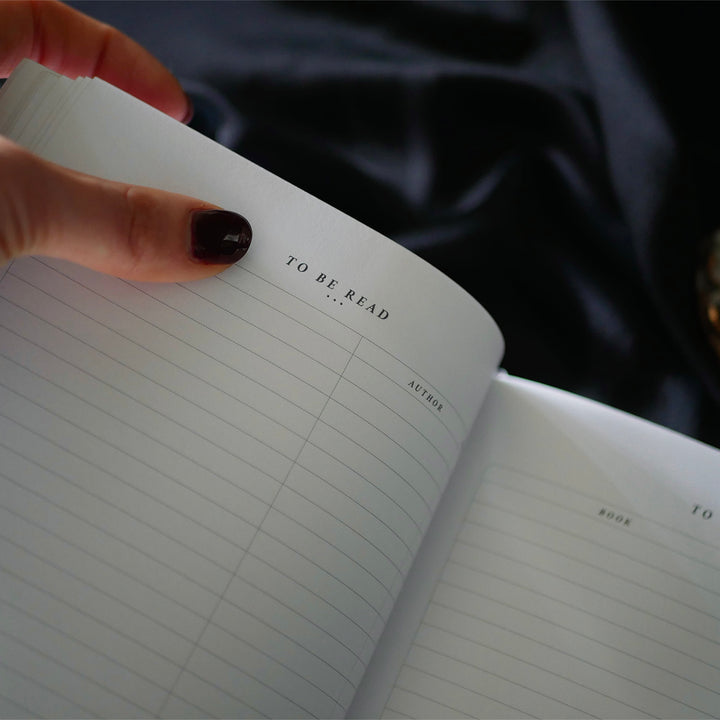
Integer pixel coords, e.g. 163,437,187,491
354,350,463,447
461,532,720,662
0,626,153,717
327,396,442,492
0,323,306,459
2,273,322,435
243,551,375,643
457,527,720,667
222,574,366,664
407,643,598,717
0,590,174,699
443,552,720,695
0,693,35,719
1,317,445,559
0,494,388,717
0,560,184,669
250,531,382,626
393,669,533,719
0,253,477,717
0,283,317,446
2,410,402,708
219,268,359,352
484,467,720,576
0,529,198,647
293,461,415,557
342,366,453,469
0,656,96,718
416,618,650,717
158,693,207,720
7,264,462,509
1,304,449,548
0,343,288,503
213,337,372,711
158,338,365,719
313,421,434,517
423,598,711,717
402,661,547,718
279,484,406,576
230,264,468,432
206,610,350,705
297,449,424,539
0,468,220,617
0,401,263,553
126,279,343,390
177,281,344,373
3,278,457,493
472,498,720,624
363,337,467,435
0,302,294,486
172,657,268,719
381,702,413,719
36,260,342,396
269,503,395,599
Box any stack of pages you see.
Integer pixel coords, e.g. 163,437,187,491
1,60,719,718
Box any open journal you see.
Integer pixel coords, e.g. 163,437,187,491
0,60,719,719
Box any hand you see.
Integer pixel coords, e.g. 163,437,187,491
0,0,251,282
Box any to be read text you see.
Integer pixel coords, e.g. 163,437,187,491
692,504,714,519
285,255,390,320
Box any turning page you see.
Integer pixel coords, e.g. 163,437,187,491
352,375,720,718
0,61,502,717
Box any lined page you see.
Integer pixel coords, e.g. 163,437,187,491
374,377,720,719
0,254,473,718
0,63,502,718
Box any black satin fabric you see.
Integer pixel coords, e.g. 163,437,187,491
72,1,720,447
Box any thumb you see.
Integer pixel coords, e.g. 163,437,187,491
0,138,251,282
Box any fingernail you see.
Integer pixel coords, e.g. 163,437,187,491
181,96,194,124
190,210,252,264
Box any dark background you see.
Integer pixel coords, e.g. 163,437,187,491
72,0,720,448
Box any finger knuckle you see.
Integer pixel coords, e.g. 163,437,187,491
121,186,158,272
0,139,34,263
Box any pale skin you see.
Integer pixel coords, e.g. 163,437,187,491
0,0,240,282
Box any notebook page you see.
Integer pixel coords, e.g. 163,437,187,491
0,63,502,717
364,376,720,718
0,61,70,143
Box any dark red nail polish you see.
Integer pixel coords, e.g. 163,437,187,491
190,210,252,264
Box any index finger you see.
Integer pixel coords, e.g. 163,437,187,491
0,0,191,121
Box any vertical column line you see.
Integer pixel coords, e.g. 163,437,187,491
156,334,363,718
0,261,14,285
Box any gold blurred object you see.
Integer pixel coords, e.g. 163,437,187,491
698,229,720,359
